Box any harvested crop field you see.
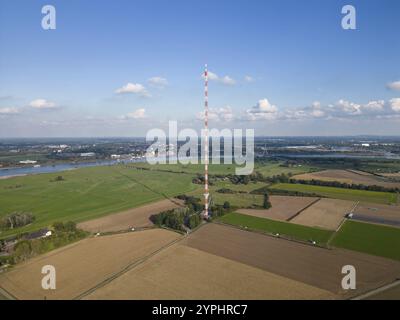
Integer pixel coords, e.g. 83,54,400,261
364,282,400,300
184,224,400,298
294,169,400,189
84,244,334,300
77,199,183,233
352,202,400,228
0,229,181,300
291,199,356,230
380,173,400,178
237,196,319,221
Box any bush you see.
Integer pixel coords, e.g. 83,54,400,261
263,193,272,209
52,221,77,232
223,201,231,209
13,240,32,262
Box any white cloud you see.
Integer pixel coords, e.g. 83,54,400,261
244,75,254,82
387,81,400,91
283,99,395,121
207,71,219,81
115,83,150,97
390,98,400,112
0,107,19,114
125,108,146,119
203,71,236,86
197,106,234,122
244,98,278,121
29,99,57,109
220,76,236,86
148,77,168,88
336,99,362,115
363,100,385,112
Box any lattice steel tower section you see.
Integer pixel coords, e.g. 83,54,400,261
203,64,209,219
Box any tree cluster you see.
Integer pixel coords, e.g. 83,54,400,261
0,212,35,230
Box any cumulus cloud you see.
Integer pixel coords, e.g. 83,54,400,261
238,98,400,122
244,75,254,82
335,99,362,115
387,81,400,91
390,98,400,112
29,99,57,109
244,99,278,121
203,71,236,86
197,106,234,122
115,83,150,97
283,99,398,121
0,107,19,114
124,108,146,119
148,77,168,88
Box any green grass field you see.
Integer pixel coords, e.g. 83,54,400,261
0,165,198,239
270,183,397,204
331,220,400,261
254,162,316,177
218,212,333,245
128,162,238,175
129,160,316,177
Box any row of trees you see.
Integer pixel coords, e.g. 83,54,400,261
290,178,399,193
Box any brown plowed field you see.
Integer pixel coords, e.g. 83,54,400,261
84,244,335,300
78,199,183,233
365,283,400,300
237,196,319,221
184,224,400,297
291,199,356,230
352,202,400,227
294,170,400,189
0,229,181,300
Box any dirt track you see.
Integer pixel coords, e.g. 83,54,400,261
84,244,335,300
77,199,183,233
184,223,400,297
237,196,319,221
291,198,355,230
0,229,181,300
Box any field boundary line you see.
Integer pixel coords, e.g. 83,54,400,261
73,234,187,300
327,201,359,248
0,286,17,300
351,279,400,300
286,198,321,222
213,221,332,250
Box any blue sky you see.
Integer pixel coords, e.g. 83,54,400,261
0,0,399,137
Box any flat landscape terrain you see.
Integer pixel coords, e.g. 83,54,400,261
294,169,400,189
352,202,400,228
365,282,400,300
291,198,356,230
85,243,334,300
0,229,181,299
219,212,334,244
185,224,400,298
270,183,397,204
237,196,319,221
0,165,197,238
77,199,183,233
331,220,400,261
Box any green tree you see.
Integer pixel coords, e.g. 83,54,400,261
223,201,231,210
188,214,201,229
263,192,272,209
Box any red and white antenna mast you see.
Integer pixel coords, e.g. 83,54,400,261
203,64,209,219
